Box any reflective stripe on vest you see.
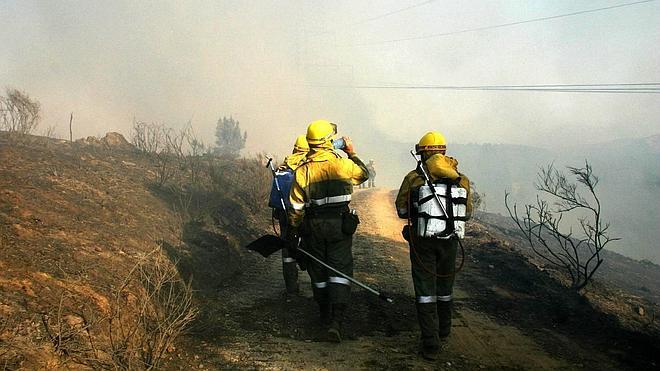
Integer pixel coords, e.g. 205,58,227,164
307,194,351,207
328,276,350,286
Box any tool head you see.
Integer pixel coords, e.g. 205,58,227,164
246,234,287,257
379,292,394,303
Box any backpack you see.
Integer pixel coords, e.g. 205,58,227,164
411,180,468,239
268,170,294,211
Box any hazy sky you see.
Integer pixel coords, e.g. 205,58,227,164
1,0,658,155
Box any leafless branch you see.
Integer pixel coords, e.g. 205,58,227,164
505,160,619,290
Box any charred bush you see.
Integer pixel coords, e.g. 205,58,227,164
505,161,619,290
0,88,41,146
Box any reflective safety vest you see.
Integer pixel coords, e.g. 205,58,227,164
288,148,369,228
411,181,468,239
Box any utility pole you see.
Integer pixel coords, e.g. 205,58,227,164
69,113,73,142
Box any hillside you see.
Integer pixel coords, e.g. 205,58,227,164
1,133,659,369
365,134,660,263
0,133,266,368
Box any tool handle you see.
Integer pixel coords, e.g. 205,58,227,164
265,155,288,212
409,151,466,251
298,246,393,303
410,151,448,215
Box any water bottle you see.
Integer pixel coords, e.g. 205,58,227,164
333,137,345,150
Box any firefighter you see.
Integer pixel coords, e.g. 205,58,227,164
273,135,309,294
367,159,376,188
395,131,472,360
287,119,369,342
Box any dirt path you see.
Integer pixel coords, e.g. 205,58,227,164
182,189,627,370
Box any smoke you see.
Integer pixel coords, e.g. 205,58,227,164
2,1,658,153
1,1,658,260
0,1,360,154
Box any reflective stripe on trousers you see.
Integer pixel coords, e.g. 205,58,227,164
328,276,350,286
282,257,296,263
314,278,350,288
417,294,452,303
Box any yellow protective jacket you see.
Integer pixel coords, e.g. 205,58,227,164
395,153,472,219
282,151,307,171
288,147,369,228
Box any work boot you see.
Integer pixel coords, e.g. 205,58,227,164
437,301,452,338
416,303,439,358
283,257,299,294
319,301,332,326
284,277,299,295
420,341,439,361
327,304,346,343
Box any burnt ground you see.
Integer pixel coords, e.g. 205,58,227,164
1,133,659,370
174,189,659,370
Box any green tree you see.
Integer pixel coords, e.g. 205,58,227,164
214,116,246,157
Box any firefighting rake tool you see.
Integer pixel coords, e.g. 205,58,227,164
246,235,394,303
250,158,394,303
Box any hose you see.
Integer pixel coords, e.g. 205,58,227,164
272,216,280,237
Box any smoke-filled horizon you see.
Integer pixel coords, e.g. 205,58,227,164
2,1,659,155
1,0,659,262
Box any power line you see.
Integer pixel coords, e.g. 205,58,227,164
352,0,437,26
305,82,660,94
344,0,657,46
303,0,437,38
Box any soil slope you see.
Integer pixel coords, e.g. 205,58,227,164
0,135,259,369
1,135,658,370
181,188,659,370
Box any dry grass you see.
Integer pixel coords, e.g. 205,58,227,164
208,154,271,214
40,247,198,370
0,131,263,368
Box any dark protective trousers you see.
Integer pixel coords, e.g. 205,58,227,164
276,210,299,293
304,215,353,307
409,236,458,347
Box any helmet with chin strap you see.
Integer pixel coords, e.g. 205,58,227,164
415,131,447,154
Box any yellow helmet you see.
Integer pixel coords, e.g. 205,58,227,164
416,131,447,154
306,119,337,147
293,134,309,153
